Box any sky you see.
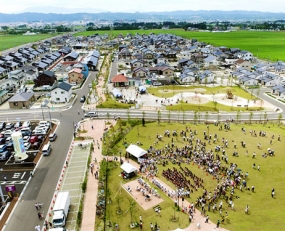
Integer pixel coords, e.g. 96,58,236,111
0,0,284,14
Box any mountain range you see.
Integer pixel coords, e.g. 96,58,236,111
1,9,285,23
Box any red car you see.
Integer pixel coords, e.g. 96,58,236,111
29,136,38,144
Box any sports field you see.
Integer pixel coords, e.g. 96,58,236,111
0,34,57,51
75,29,285,61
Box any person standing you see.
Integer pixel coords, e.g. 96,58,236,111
216,219,220,228
139,221,143,230
271,188,275,198
150,223,154,231
35,202,39,210
35,225,40,231
139,215,142,222
205,215,209,223
3,176,7,182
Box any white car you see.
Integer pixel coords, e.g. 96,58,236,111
24,142,31,150
22,136,30,142
22,121,31,128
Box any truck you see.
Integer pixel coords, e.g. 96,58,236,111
52,191,71,227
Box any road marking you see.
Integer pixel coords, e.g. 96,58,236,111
12,173,22,179
21,172,26,179
0,181,26,184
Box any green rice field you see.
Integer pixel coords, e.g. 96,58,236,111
0,33,57,51
75,29,285,61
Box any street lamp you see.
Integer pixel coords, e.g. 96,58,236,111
41,106,45,120
177,188,180,211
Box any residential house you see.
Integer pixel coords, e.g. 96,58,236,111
198,70,215,83
149,64,174,77
111,74,129,87
63,51,79,61
32,61,48,71
177,58,189,70
132,67,148,78
82,50,100,71
234,59,253,71
204,55,219,69
130,59,143,70
8,69,26,89
236,50,253,61
179,72,196,83
51,82,72,103
0,90,10,105
34,70,56,87
238,76,258,86
8,92,35,109
68,68,84,84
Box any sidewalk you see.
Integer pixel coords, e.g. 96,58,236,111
79,119,229,231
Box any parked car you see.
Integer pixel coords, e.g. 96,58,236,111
5,137,12,144
33,129,47,135
14,121,22,129
6,142,14,152
24,142,31,150
4,130,13,137
0,122,6,130
0,150,11,161
29,136,38,144
80,95,86,103
152,81,162,86
6,123,14,130
0,137,6,144
84,112,98,117
49,133,57,141
0,144,7,153
22,136,30,143
22,121,31,128
33,142,40,150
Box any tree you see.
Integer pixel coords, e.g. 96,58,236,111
236,110,241,124
142,111,146,126
167,110,171,123
157,110,161,125
129,200,136,225
127,109,131,123
263,112,267,125
213,101,218,111
193,111,198,125
198,110,201,124
182,110,186,124
249,111,253,124
204,111,209,123
278,113,282,127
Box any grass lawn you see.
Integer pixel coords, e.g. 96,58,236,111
147,86,255,100
102,121,285,231
166,101,261,112
97,96,133,109
0,34,57,51
75,29,285,61
95,161,189,231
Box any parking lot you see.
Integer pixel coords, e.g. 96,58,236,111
51,141,91,231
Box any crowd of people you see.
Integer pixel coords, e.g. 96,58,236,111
132,123,280,229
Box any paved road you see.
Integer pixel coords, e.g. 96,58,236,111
2,72,95,231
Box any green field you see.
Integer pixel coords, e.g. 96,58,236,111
75,29,285,61
101,121,285,231
0,34,58,51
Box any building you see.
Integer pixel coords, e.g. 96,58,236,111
68,68,84,84
34,70,56,87
8,92,35,109
51,82,72,103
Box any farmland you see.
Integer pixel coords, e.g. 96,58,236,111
75,29,285,61
0,33,57,51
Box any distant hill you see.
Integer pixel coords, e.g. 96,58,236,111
1,10,285,23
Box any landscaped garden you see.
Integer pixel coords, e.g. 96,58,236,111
96,119,285,231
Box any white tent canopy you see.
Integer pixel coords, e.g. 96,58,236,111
120,162,137,174
126,144,147,159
